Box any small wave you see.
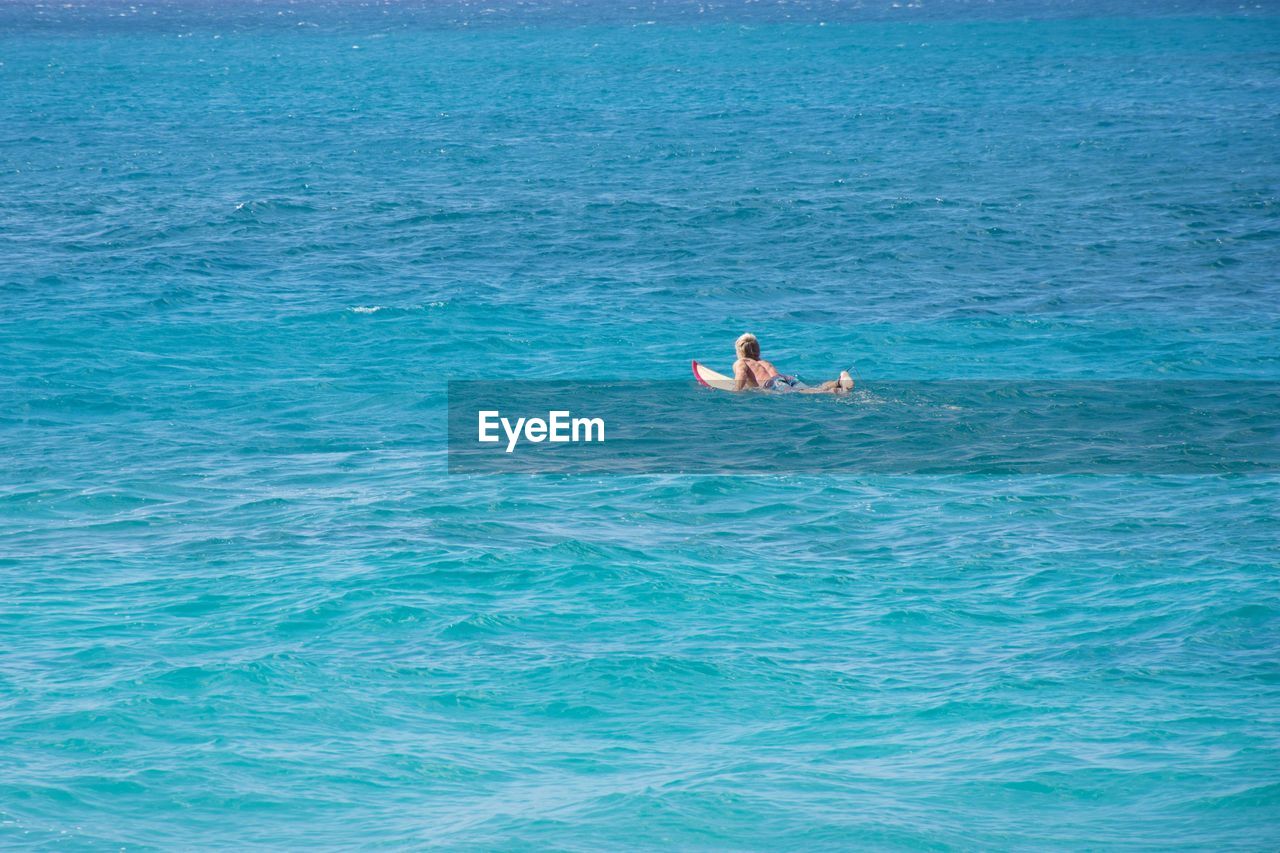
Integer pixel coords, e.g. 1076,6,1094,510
349,303,446,315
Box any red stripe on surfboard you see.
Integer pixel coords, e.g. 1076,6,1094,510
692,360,712,388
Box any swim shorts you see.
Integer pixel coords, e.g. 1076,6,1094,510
764,374,804,391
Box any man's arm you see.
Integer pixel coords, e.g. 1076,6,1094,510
733,359,751,392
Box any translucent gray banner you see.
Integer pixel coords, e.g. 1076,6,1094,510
447,381,1280,475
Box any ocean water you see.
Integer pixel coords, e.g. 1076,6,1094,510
3,1,1280,848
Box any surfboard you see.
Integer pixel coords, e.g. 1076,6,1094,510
692,360,735,392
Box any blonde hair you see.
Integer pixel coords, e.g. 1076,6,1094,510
735,332,760,360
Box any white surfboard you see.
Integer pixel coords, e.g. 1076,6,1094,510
692,360,735,392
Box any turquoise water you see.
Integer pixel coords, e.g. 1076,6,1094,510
3,1,1280,847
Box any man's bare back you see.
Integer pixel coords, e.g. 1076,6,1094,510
733,357,780,390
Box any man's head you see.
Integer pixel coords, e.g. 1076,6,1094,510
735,332,760,360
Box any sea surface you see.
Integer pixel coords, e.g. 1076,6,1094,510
3,1,1279,848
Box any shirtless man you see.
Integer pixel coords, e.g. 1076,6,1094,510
732,332,854,394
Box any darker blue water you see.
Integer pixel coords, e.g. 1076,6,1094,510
2,1,1279,848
